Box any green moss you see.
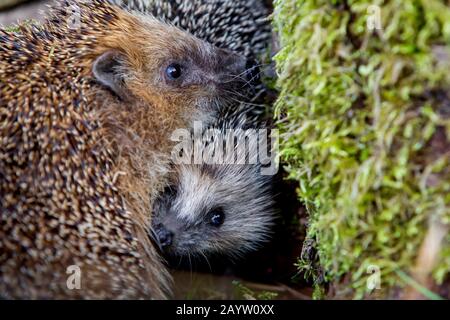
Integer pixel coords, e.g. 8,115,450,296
3,19,40,33
273,0,450,298
3,24,21,33
232,281,279,300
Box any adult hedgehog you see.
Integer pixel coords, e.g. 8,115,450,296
0,0,255,299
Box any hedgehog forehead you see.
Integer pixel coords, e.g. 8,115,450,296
171,164,262,217
172,165,219,222
135,14,214,64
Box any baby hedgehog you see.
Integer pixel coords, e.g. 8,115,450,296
152,110,276,260
0,0,256,299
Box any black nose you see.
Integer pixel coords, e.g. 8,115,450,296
155,225,173,248
245,59,261,85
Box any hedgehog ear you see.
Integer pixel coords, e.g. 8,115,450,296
93,50,131,101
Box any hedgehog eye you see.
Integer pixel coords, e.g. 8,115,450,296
165,63,183,80
207,208,225,227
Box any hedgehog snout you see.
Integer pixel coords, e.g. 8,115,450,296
154,224,174,249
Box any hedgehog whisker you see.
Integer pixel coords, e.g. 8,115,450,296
222,87,261,101
225,62,269,77
187,251,193,276
245,67,268,85
199,250,212,272
176,255,184,270
250,88,268,103
229,69,267,90
221,62,268,85
229,98,266,109
148,226,163,252
223,90,267,108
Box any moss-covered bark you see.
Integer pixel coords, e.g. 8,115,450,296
273,0,450,299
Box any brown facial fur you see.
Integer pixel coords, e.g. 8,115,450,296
0,0,248,299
